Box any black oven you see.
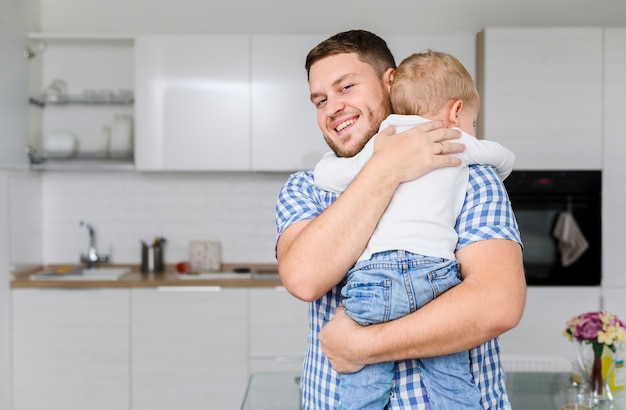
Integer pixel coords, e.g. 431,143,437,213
504,170,601,286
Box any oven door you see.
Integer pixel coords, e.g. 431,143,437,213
510,193,601,286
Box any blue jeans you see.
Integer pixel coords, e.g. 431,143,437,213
338,250,482,410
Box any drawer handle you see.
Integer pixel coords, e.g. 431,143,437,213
156,286,222,292
275,356,304,363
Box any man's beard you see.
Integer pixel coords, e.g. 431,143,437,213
324,94,392,158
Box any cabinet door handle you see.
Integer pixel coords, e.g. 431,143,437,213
156,286,222,292
275,356,304,363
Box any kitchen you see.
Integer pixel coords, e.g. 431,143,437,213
2,0,626,409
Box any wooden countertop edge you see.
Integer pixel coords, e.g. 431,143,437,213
11,263,284,289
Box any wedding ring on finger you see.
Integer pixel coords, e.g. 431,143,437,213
438,142,445,155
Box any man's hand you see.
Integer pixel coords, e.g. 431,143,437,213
372,120,465,185
318,306,368,373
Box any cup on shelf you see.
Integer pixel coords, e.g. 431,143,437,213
117,89,134,104
97,126,111,158
43,79,67,103
82,89,98,103
43,131,78,158
98,89,115,103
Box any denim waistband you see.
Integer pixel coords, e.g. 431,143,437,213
366,249,447,264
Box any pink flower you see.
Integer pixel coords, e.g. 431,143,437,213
575,312,604,340
564,310,626,351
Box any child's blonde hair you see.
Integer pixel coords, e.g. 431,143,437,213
391,49,479,116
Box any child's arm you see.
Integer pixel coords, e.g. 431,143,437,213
314,138,376,193
455,132,515,180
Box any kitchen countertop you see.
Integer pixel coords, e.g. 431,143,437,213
10,263,283,288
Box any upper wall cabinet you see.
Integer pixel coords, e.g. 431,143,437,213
135,35,331,172
478,27,603,170
251,35,328,171
134,35,251,171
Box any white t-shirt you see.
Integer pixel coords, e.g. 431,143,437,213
314,114,515,261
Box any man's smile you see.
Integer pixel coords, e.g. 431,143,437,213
333,116,358,133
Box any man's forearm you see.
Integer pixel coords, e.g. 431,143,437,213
278,158,400,302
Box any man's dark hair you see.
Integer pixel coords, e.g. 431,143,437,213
305,30,397,80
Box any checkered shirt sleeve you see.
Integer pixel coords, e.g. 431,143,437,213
276,170,337,241
275,165,519,409
455,164,522,249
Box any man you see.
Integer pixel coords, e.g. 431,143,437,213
275,30,526,409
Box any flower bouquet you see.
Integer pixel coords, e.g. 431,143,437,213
564,310,626,406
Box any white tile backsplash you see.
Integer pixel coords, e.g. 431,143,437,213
42,171,291,265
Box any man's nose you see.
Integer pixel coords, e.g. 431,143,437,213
324,96,345,116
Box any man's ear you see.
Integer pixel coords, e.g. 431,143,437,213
384,68,395,91
448,100,464,125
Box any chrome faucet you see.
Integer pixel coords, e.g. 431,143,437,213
79,220,110,268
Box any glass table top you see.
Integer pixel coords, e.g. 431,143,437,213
241,371,626,409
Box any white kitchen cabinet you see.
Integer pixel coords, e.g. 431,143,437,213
478,27,603,170
134,35,251,171
131,287,248,410
498,287,601,360
251,35,328,171
248,287,308,373
602,28,626,287
12,288,130,410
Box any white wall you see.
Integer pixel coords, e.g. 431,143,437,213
32,0,626,36
42,171,288,265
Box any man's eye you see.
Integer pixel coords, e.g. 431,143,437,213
473,122,478,128
315,98,327,108
341,84,353,92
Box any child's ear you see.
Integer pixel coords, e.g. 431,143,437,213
448,100,463,126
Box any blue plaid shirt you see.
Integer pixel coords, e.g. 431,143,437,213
275,165,521,410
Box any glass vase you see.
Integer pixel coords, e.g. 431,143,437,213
576,340,615,408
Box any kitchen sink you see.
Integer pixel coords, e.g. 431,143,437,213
30,266,131,281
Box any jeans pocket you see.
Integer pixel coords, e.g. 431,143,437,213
429,261,462,297
342,279,391,325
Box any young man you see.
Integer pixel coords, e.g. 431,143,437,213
275,30,526,409
312,50,515,410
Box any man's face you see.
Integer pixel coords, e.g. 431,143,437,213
308,53,392,157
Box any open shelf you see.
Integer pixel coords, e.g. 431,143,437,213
28,151,134,171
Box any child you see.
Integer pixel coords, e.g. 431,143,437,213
314,49,515,410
